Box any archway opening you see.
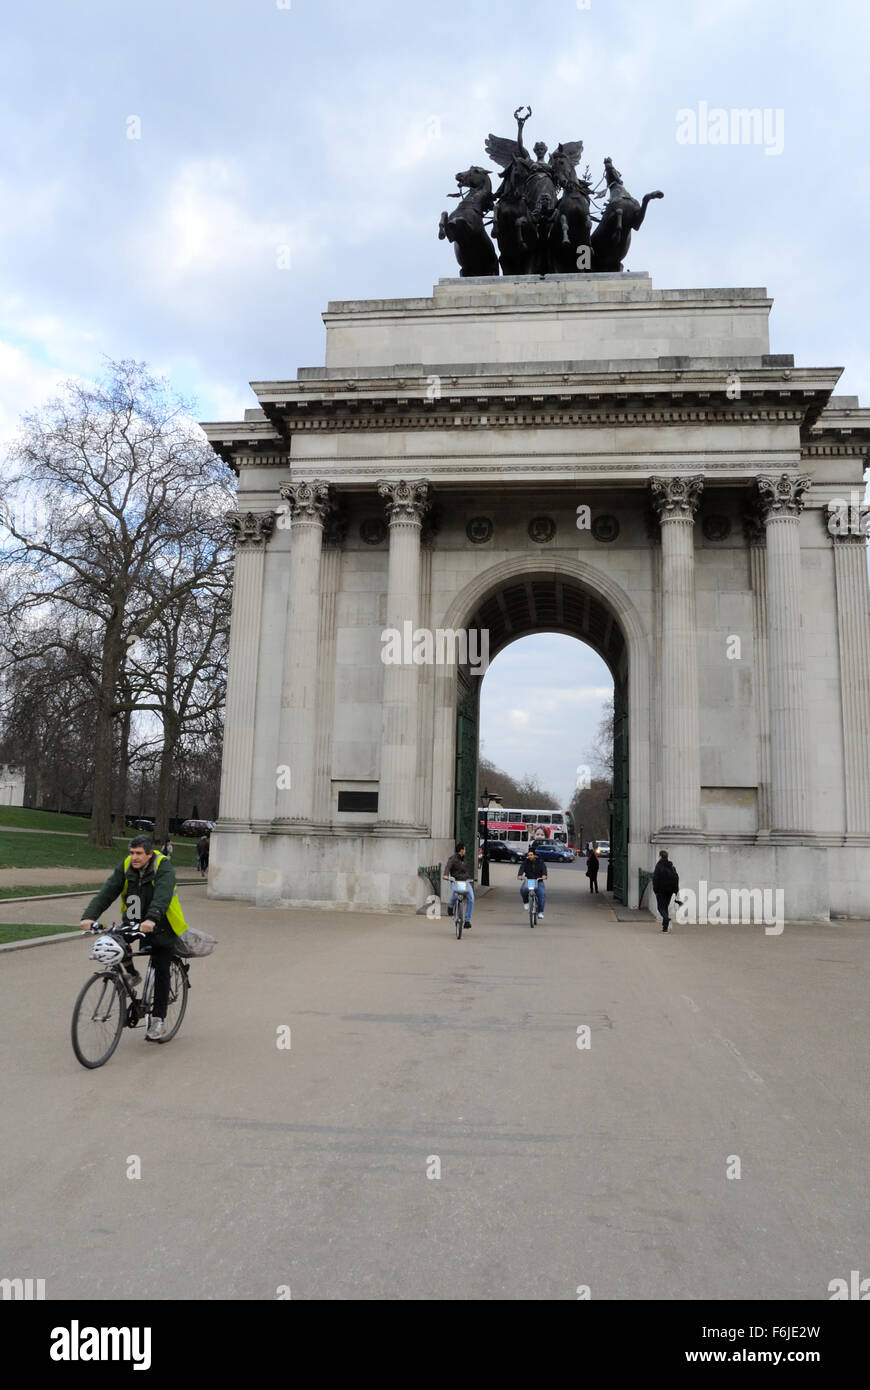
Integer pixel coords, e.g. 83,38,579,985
451,571,631,904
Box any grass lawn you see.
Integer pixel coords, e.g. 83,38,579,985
0,922,82,945
0,806,106,835
0,829,198,870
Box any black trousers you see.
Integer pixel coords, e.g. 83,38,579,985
148,942,175,1018
655,890,673,926
587,871,599,892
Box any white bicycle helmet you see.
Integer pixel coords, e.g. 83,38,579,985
90,934,126,964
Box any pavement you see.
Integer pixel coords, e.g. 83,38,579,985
0,862,867,1301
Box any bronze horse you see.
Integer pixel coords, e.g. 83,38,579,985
438,167,499,278
591,157,663,272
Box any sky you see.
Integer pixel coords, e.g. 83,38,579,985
2,0,868,797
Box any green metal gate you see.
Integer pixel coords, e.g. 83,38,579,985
612,677,629,903
454,681,478,854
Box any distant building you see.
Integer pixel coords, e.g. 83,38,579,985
0,765,26,807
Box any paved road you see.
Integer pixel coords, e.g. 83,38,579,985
1,865,866,1300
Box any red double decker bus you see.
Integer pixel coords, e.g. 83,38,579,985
479,806,576,849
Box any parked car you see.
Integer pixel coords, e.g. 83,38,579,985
482,840,523,864
132,818,154,832
180,819,216,837
530,842,575,863
595,840,610,857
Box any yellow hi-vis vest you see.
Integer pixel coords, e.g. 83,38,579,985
122,851,188,936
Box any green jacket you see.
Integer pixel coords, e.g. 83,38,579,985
84,851,188,944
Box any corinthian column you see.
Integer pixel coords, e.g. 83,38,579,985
756,473,811,833
743,505,771,833
274,481,333,824
375,479,430,829
220,511,276,821
826,502,870,832
650,475,704,831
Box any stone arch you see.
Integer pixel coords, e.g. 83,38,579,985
430,556,653,905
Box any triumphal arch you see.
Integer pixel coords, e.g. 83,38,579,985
203,270,870,920
203,121,870,921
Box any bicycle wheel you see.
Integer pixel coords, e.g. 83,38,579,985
143,958,189,1041
529,890,537,928
160,959,189,1041
455,895,464,939
71,972,126,1069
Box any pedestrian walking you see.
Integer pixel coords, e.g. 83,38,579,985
197,834,210,876
161,836,173,859
585,844,600,893
652,850,680,932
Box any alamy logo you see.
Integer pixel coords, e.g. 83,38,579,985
380,621,490,674
828,1270,870,1299
50,1321,152,1370
674,881,784,935
0,1276,45,1299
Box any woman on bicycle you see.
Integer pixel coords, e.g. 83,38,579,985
79,835,189,1041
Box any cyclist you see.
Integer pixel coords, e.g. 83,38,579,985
517,843,547,920
79,834,189,1040
442,842,474,929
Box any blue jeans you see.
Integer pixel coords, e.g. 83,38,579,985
449,881,474,920
520,880,546,911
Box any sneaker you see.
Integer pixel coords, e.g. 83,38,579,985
537,914,544,921
523,901,529,911
464,921,471,930
447,904,454,917
145,1017,166,1041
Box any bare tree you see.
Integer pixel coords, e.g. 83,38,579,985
126,568,232,839
0,360,235,844
585,696,614,781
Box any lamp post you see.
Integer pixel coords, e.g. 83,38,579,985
479,787,502,887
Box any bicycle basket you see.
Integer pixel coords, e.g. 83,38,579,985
173,927,217,958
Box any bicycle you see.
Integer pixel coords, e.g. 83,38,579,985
449,877,470,939
525,876,539,928
71,923,190,1069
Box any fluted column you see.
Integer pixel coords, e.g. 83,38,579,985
757,473,811,833
826,502,870,832
274,481,333,823
650,475,704,831
376,479,430,829
743,507,772,833
219,511,276,820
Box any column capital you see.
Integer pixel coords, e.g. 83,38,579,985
825,500,870,542
649,474,704,522
279,479,334,525
226,510,276,547
377,478,431,526
755,472,811,521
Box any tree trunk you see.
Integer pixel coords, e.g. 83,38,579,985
88,617,123,846
154,709,180,842
112,704,132,837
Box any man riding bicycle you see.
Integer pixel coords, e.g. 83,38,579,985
443,842,475,928
79,835,189,1041
517,843,547,920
